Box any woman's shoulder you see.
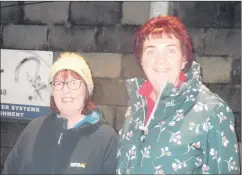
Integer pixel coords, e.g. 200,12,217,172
97,122,118,138
93,108,118,138
24,115,49,131
20,114,55,139
194,84,235,124
196,84,230,110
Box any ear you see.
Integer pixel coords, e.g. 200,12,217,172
181,56,187,69
49,86,54,96
50,87,55,97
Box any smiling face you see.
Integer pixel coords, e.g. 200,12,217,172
141,34,186,94
51,70,87,117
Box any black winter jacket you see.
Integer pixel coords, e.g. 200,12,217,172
2,111,118,174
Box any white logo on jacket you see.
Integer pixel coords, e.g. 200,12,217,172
70,162,86,168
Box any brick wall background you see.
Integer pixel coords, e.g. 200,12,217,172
0,1,241,169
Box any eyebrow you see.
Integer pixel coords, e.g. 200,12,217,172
143,46,156,51
144,44,179,51
166,44,178,47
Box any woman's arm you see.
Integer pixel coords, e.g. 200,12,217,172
102,134,118,174
2,124,29,174
204,103,240,174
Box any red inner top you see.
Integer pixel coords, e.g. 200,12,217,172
138,72,187,127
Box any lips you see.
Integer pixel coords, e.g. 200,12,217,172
153,68,170,73
62,97,74,102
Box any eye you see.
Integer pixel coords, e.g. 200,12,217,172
70,80,78,85
168,48,176,54
146,50,156,56
52,81,62,86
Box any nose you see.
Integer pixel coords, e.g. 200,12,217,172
153,50,168,66
62,83,70,94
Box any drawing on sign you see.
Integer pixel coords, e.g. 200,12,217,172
14,53,49,101
1,49,53,119
1,69,6,95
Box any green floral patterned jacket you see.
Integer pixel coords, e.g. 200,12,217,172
116,62,240,174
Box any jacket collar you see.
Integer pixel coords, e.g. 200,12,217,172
56,110,100,129
138,71,187,99
125,61,202,129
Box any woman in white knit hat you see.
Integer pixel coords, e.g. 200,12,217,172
2,52,118,175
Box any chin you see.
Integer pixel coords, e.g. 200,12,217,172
60,108,75,115
156,79,168,86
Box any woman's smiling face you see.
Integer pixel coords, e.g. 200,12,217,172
141,33,186,94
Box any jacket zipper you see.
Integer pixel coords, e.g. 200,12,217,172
50,132,64,175
143,84,166,130
50,118,67,174
58,132,63,145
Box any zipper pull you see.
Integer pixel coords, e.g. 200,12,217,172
58,132,63,144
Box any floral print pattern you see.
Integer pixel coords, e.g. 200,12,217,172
116,62,240,174
156,147,171,158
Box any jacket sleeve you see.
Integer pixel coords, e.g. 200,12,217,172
116,102,133,174
1,123,29,174
204,103,241,174
118,101,132,137
102,133,119,174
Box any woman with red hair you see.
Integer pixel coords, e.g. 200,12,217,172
2,52,118,174
116,16,240,174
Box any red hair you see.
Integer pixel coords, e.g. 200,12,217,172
50,69,95,115
133,16,193,68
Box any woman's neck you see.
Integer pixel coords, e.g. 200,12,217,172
60,113,85,129
150,79,181,102
151,83,166,102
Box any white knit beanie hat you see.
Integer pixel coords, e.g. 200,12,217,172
48,52,94,95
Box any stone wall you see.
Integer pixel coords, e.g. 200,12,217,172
0,1,241,169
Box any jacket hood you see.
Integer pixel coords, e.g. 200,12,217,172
53,107,108,130
125,61,202,129
125,61,202,100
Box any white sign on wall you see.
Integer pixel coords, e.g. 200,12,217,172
0,49,53,120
